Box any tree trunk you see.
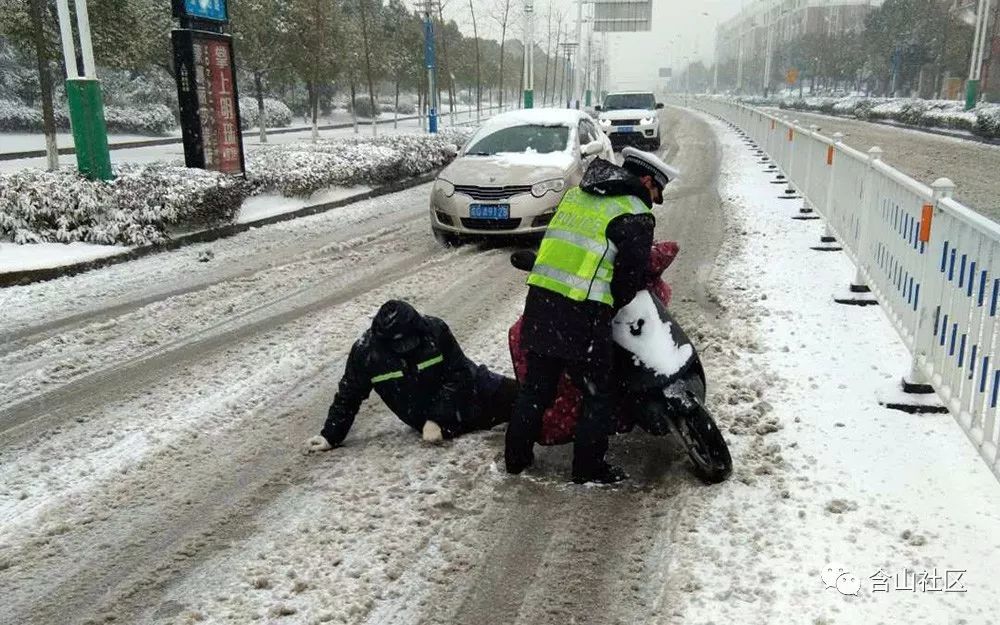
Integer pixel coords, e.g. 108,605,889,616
29,0,58,171
308,81,320,142
394,78,400,129
436,2,456,123
254,71,268,144
350,79,358,134
542,8,553,106
554,25,563,106
498,0,510,108
359,0,378,138
469,0,481,122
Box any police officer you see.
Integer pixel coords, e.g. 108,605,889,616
305,299,518,452
505,146,678,484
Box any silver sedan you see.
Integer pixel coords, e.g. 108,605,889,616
430,109,614,245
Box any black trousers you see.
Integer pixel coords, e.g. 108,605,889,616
506,345,614,476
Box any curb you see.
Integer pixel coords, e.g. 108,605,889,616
0,171,439,288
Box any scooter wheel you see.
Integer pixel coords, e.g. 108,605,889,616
678,398,732,484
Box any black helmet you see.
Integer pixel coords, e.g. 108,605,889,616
372,300,424,354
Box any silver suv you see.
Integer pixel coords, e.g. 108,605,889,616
595,91,664,151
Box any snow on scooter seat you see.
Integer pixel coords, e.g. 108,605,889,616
612,290,693,378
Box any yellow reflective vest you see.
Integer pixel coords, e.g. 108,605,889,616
527,187,651,306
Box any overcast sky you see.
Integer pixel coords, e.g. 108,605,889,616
433,0,747,91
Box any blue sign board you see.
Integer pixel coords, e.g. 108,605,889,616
175,0,228,22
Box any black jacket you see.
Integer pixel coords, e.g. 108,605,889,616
521,158,655,361
321,316,479,445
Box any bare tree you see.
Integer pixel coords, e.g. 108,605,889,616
358,0,380,137
436,1,458,122
27,0,57,170
541,4,553,107
492,0,513,108
468,0,482,120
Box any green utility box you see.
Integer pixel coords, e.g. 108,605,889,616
65,78,113,180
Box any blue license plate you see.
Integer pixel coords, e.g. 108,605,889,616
617,126,634,133
469,203,510,219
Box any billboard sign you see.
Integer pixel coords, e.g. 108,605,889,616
593,0,652,32
173,0,229,23
171,29,245,175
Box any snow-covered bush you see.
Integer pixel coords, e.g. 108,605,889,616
238,97,293,130
975,106,1000,138
0,165,245,246
0,99,175,135
772,95,1000,137
2,130,471,245
349,97,381,118
247,128,472,197
0,99,48,131
102,103,175,135
923,107,977,131
394,101,416,115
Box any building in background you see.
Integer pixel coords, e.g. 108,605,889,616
715,0,883,94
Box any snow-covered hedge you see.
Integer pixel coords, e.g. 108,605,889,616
1,130,472,246
0,99,176,135
0,166,245,246
102,104,175,135
247,128,472,197
238,97,293,130
772,95,1000,138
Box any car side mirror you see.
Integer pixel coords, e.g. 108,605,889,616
655,102,665,109
581,140,603,157
594,105,602,112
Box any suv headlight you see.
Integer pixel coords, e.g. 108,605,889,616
436,178,455,197
598,117,612,127
640,117,655,126
531,178,565,198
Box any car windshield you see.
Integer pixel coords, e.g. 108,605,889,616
602,93,656,111
465,124,570,156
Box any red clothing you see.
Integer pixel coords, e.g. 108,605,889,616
509,241,678,445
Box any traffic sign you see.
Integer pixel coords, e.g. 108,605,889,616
173,0,228,23
786,68,799,85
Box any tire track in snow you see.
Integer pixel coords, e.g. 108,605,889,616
0,234,462,444
0,183,435,344
0,245,522,625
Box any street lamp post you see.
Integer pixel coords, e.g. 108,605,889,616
55,0,112,180
524,1,535,108
423,0,438,133
966,0,993,110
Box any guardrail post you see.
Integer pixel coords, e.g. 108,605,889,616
813,131,844,250
779,119,802,202
834,145,882,306
856,147,883,288
905,177,957,393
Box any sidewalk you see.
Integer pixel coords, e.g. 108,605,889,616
659,110,1000,624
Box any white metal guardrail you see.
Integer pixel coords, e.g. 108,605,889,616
691,97,1000,479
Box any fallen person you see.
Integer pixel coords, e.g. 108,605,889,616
304,300,517,452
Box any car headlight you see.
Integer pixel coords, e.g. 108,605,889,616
531,178,565,198
640,117,655,126
599,118,612,127
436,178,455,197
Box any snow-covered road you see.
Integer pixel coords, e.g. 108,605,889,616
1,106,997,625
